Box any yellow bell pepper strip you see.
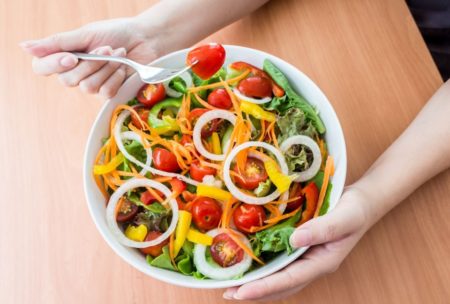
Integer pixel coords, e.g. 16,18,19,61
93,153,125,175
173,210,192,256
186,228,213,246
211,132,222,155
240,101,277,122
264,160,292,193
196,184,232,201
124,224,147,242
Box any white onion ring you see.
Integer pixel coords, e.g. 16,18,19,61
193,228,252,280
223,141,289,205
233,88,272,104
193,110,237,161
106,178,179,248
280,135,322,182
163,71,193,98
120,131,151,176
114,110,199,185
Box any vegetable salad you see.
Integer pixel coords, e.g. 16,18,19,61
93,44,334,280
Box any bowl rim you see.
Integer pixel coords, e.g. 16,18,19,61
83,44,347,289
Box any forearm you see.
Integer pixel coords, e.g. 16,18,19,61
133,0,269,55
353,80,450,226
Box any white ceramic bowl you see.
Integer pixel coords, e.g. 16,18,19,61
83,45,347,289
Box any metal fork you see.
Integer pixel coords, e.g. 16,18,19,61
72,52,195,84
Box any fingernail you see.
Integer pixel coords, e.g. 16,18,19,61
290,229,312,248
223,290,235,300
113,47,127,56
60,55,78,67
19,40,38,48
93,46,113,55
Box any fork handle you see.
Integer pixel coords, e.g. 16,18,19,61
72,52,142,71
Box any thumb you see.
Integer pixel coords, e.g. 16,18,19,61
289,201,364,248
20,28,90,57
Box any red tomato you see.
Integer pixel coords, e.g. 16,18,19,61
140,190,164,205
286,186,306,212
152,148,180,173
180,134,192,146
116,199,138,222
237,76,273,98
137,83,166,107
210,233,244,267
186,43,226,80
207,88,232,109
191,197,222,230
201,119,222,138
190,161,217,182
233,204,266,233
188,108,209,120
139,231,169,257
168,178,186,195
130,107,149,130
232,157,268,190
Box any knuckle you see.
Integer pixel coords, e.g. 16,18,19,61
79,80,98,94
58,74,78,87
99,84,115,98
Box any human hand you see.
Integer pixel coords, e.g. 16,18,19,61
223,187,371,301
20,18,161,98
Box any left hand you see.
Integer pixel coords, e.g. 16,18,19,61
223,186,371,301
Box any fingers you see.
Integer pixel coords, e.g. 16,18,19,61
20,28,90,57
290,196,366,248
58,46,112,87
79,47,127,94
98,65,127,99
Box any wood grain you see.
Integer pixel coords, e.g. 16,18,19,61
1,0,448,303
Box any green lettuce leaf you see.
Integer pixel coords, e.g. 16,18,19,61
149,246,175,271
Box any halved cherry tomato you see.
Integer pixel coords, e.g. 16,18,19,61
116,199,138,222
230,61,284,97
233,204,266,233
237,76,272,98
210,233,244,267
130,107,150,130
286,187,305,213
188,108,209,120
168,178,186,196
139,231,169,257
190,161,217,182
152,148,180,173
137,83,166,107
187,43,226,80
207,88,232,109
140,190,164,205
232,157,268,190
201,119,222,138
191,197,222,230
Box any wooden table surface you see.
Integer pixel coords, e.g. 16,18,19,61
1,0,449,303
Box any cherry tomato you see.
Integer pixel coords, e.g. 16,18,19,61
188,108,209,120
191,197,222,230
207,88,232,109
116,199,138,222
168,178,186,195
180,134,192,146
140,190,164,205
152,148,181,173
130,107,149,130
139,231,169,257
237,76,273,98
201,119,222,138
186,43,226,80
190,161,217,182
137,83,166,107
210,233,244,267
232,157,268,190
233,204,266,233
286,187,305,213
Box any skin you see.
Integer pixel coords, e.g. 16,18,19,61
21,0,450,300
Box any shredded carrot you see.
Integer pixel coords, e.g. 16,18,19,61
258,120,266,142
270,195,303,205
114,197,125,217
249,222,277,233
264,203,281,219
193,93,219,110
314,156,334,217
225,229,264,265
188,70,250,93
270,124,279,149
169,232,177,269
146,187,164,203
153,176,173,183
264,206,302,224
222,80,242,119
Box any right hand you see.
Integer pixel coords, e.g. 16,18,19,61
21,18,161,98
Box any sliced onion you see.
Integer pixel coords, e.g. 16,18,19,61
106,178,179,248
120,131,151,176
223,141,288,205
193,228,252,280
114,110,199,185
202,175,223,189
233,88,272,104
280,135,322,182
163,71,193,98
193,109,237,161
